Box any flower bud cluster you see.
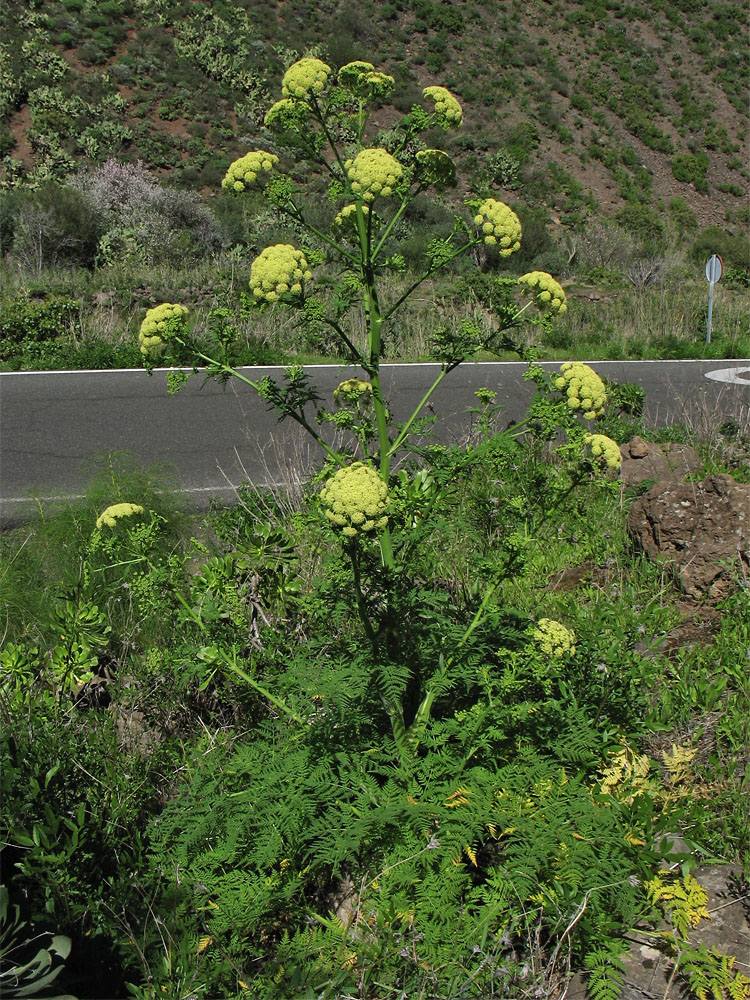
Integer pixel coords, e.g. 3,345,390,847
138,303,189,360
96,503,145,529
532,618,577,657
338,61,394,99
586,433,622,470
282,57,331,99
333,378,373,405
415,149,456,190
518,271,567,314
473,199,522,255
320,462,389,538
333,202,375,240
249,244,312,302
345,148,404,201
423,86,463,127
264,99,309,132
555,363,606,419
222,150,278,193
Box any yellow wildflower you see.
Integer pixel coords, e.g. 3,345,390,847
96,503,145,529
249,244,312,302
221,150,278,193
320,462,389,538
473,199,522,255
518,271,567,314
345,148,404,201
282,57,331,100
138,302,189,360
415,149,456,190
423,85,463,127
333,378,373,405
554,363,606,419
338,61,394,99
586,433,622,470
532,618,576,657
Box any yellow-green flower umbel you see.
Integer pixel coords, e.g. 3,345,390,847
96,503,145,529
555,362,606,419
473,199,522,255
249,244,312,303
338,61,395,100
423,85,463,127
345,148,404,201
415,149,456,190
138,303,189,360
334,378,373,406
333,202,376,241
532,618,577,657
222,150,278,193
518,271,567,314
320,462,389,538
282,57,331,100
264,98,309,132
586,433,622,470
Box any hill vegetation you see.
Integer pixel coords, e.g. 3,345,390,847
0,0,749,371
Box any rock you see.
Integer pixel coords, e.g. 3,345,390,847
620,436,702,486
627,474,750,599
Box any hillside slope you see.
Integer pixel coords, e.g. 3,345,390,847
1,0,748,237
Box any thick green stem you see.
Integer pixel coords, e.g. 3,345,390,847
371,192,415,262
349,545,378,652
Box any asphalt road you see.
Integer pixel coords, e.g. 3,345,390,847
2,360,748,525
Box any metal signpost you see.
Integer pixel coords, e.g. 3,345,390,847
705,253,723,344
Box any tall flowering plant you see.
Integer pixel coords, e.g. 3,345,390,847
140,57,598,763
141,57,568,562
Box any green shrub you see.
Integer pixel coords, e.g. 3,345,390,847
672,150,709,192
689,226,750,271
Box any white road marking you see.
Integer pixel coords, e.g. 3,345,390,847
1,359,748,377
704,366,750,385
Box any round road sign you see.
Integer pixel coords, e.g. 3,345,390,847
705,254,723,283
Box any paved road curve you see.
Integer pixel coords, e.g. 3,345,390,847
2,360,748,525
